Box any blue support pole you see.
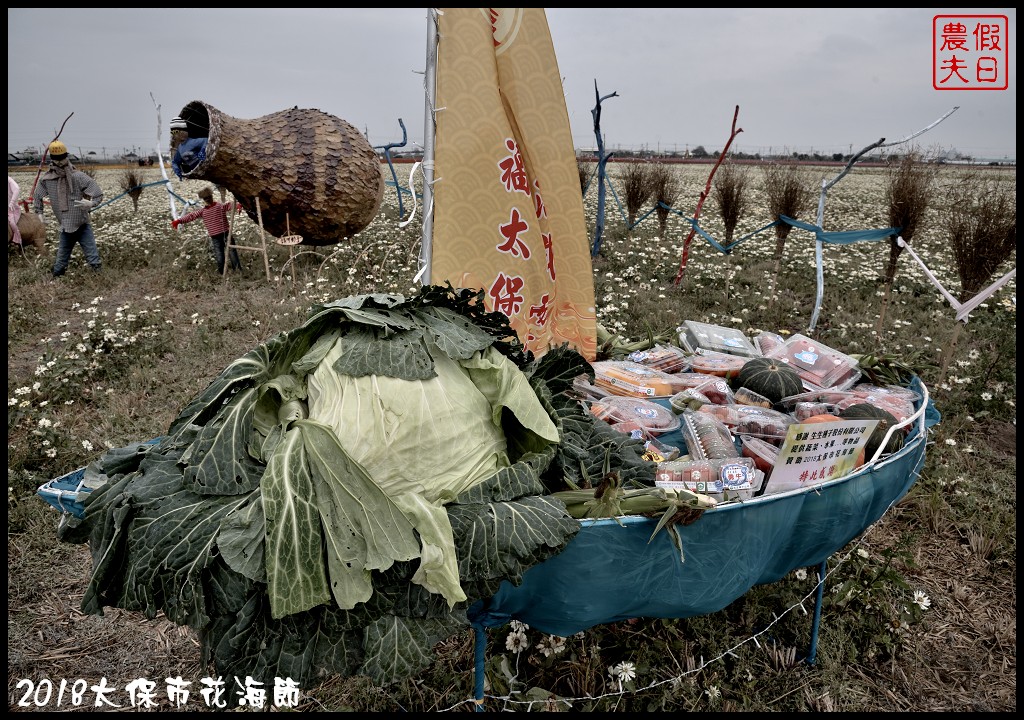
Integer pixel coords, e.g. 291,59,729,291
807,559,828,664
473,623,487,712
374,119,409,220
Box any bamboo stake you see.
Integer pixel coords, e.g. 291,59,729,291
287,214,296,284
874,283,893,336
939,322,964,376
255,198,271,281
223,194,237,279
767,254,785,309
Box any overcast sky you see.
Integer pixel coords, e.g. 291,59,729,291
8,8,1016,161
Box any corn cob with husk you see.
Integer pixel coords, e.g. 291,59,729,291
849,350,937,386
550,482,715,562
550,484,717,520
549,446,716,548
596,322,675,360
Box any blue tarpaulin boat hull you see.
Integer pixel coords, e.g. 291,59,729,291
38,378,938,642
469,377,938,636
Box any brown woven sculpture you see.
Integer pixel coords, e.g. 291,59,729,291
176,100,384,246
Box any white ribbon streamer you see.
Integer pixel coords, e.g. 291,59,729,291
398,161,421,230
896,236,1016,323
150,93,180,220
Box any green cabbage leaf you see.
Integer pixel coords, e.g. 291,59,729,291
60,285,649,691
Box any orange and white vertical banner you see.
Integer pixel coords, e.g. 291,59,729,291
430,8,597,361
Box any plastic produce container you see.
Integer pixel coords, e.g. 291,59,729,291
678,321,760,358
765,334,861,391
588,396,682,436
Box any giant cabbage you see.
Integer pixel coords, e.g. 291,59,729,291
59,285,655,690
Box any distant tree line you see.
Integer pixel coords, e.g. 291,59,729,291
572,147,1014,167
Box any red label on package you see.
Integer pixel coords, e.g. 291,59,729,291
933,15,1009,90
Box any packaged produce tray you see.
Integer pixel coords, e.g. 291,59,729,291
470,377,939,638
678,320,760,358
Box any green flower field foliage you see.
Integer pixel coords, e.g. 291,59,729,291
7,161,1015,712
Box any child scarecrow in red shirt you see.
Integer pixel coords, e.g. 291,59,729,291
172,186,241,273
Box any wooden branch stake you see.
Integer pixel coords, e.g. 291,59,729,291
673,105,743,286
29,112,75,202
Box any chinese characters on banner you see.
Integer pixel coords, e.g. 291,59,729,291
768,418,878,492
431,8,597,360
933,15,1009,90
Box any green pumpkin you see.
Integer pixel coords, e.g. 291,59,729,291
839,402,905,458
736,357,804,405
